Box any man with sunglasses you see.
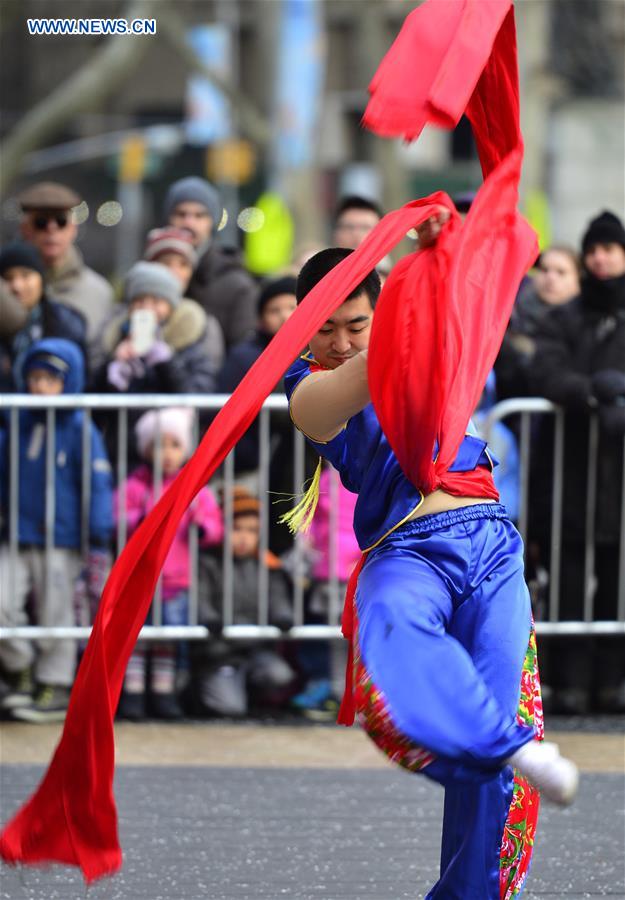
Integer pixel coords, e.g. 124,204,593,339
19,182,114,343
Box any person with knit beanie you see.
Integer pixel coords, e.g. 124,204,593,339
90,258,224,466
0,241,86,390
92,259,213,396
581,210,625,260
163,176,259,348
97,261,182,393
143,227,224,374
116,407,223,720
143,227,198,281
219,273,297,398
530,210,625,713
163,177,223,249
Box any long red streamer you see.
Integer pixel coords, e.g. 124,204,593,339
0,0,536,882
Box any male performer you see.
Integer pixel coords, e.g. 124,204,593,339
0,3,578,890
285,234,578,899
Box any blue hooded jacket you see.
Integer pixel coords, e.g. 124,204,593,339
0,338,114,548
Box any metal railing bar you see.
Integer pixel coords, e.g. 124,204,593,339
293,428,306,627
0,393,291,410
549,408,565,622
8,406,19,605
583,415,599,622
2,620,624,641
116,407,128,554
188,409,200,627
257,407,270,627
80,408,92,558
44,407,56,608
517,411,531,543
618,439,625,622
222,451,235,627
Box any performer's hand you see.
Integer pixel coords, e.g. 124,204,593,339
416,206,450,248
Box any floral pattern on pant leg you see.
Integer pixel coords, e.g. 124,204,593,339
353,616,435,773
500,625,542,899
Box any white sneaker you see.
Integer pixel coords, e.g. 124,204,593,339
507,740,579,806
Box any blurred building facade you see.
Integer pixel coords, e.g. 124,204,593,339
0,0,623,275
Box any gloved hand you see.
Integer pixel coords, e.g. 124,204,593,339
592,369,625,404
144,339,173,366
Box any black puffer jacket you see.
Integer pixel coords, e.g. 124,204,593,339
0,294,87,391
188,244,258,349
495,283,578,399
530,273,625,543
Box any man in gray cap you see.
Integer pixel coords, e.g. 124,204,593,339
164,176,258,348
19,181,114,343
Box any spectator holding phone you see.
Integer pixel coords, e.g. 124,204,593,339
91,261,219,460
143,227,225,376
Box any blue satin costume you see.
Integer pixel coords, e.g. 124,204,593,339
285,356,537,899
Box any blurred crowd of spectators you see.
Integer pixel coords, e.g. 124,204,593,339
0,176,623,724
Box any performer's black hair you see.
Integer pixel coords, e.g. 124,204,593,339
296,247,381,308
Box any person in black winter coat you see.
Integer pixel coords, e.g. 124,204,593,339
218,275,297,470
91,261,220,462
217,275,318,554
164,177,259,349
0,242,86,391
530,210,625,713
495,245,581,399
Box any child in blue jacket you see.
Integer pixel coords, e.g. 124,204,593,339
0,338,113,723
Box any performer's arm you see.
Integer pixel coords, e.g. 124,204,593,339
290,351,370,442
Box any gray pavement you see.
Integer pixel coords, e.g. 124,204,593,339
1,765,623,900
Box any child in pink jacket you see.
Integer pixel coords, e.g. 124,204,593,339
116,407,223,720
308,466,361,590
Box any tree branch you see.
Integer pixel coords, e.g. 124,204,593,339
0,1,158,193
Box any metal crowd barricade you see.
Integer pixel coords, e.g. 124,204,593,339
0,395,624,647
484,398,625,636
0,393,343,646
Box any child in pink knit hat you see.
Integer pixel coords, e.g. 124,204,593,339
116,407,223,719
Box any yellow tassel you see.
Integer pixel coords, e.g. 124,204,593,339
278,458,323,534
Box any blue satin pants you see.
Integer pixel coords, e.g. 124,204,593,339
355,504,535,899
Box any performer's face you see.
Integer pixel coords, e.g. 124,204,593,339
309,291,374,369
